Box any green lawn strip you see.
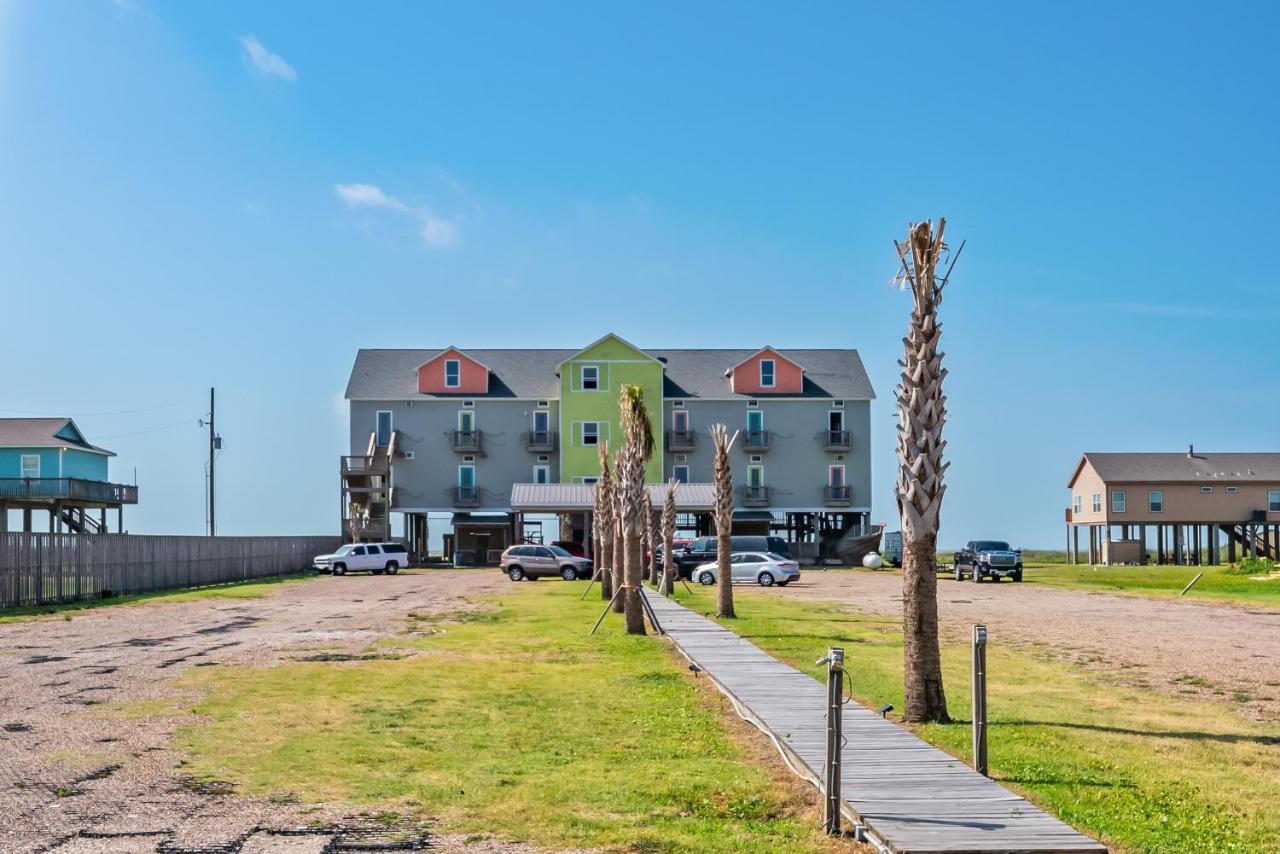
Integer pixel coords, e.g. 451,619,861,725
170,583,836,853
0,573,316,623
677,587,1279,853
1021,563,1280,608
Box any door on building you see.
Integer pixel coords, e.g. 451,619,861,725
532,410,549,441
746,409,763,437
375,411,393,447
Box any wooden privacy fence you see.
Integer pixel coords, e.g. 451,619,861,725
0,533,341,608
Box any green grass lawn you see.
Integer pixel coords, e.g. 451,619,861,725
675,586,1280,853
166,583,843,853
0,573,314,624
1021,562,1280,608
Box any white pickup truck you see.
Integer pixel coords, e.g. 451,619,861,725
313,542,409,576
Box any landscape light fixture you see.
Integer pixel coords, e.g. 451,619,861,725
878,704,894,718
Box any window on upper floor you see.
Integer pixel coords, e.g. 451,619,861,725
581,365,599,390
444,359,460,388
672,409,689,433
673,465,689,483
1201,486,1214,494
1149,490,1163,513
1226,486,1239,494
1091,493,1101,513
1270,490,1280,512
581,421,599,446
1112,490,1126,513
20,454,40,479
759,359,776,388
1072,494,1082,515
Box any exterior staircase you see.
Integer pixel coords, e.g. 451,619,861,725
341,431,396,542
1220,522,1277,560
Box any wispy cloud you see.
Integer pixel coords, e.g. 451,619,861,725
333,183,409,212
333,182,459,250
241,35,297,82
109,0,139,14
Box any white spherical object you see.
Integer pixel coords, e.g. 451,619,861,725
862,553,883,569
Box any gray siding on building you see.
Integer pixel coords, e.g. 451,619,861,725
350,399,560,513
661,398,871,511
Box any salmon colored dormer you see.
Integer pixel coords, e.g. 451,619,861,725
726,347,805,394
417,347,490,394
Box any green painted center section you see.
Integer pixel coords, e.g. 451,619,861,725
558,335,664,483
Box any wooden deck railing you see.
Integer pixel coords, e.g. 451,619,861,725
0,479,138,505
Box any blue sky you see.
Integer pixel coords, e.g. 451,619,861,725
2,1,1277,546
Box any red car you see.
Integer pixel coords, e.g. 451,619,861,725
550,540,586,557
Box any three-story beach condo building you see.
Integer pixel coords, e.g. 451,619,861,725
342,334,875,564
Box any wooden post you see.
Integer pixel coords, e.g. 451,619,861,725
972,625,989,777
23,508,32,533
1228,526,1237,563
821,647,845,835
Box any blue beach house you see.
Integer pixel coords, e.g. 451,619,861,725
0,418,138,533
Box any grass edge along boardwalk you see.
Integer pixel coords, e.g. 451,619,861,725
646,593,1106,854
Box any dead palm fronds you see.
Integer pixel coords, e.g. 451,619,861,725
619,384,655,634
660,478,677,596
593,441,614,601
891,218,963,724
709,423,738,618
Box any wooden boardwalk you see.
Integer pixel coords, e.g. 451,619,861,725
647,593,1106,854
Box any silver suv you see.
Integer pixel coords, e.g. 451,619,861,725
314,542,408,576
499,545,592,581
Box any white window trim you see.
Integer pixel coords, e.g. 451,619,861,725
457,465,475,487
444,358,461,388
532,465,550,484
746,409,764,432
672,409,689,431
580,421,601,446
1269,490,1280,512
672,464,690,483
828,464,846,487
828,409,845,431
580,364,601,391
1201,486,1214,494
20,454,40,478
1226,486,1239,494
1111,490,1126,513
1149,490,1164,513
1072,495,1082,514
532,409,550,431
1091,492,1101,513
759,359,776,388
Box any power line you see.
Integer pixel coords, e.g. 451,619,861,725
0,396,204,417
93,419,199,440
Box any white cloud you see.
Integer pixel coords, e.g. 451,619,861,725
333,183,408,212
241,35,297,82
421,215,459,248
334,182,459,250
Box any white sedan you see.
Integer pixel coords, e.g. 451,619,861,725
692,552,800,587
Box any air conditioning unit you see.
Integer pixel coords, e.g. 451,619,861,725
404,451,416,460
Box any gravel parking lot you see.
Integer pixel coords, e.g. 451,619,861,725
776,569,1280,720
0,570,525,854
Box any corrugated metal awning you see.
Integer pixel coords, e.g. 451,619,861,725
510,482,716,512
732,510,775,522
450,512,513,527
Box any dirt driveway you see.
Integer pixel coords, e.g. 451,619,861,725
777,570,1280,720
0,570,515,854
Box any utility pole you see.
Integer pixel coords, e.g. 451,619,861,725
199,387,221,536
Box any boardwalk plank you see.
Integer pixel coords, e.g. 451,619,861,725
648,593,1106,854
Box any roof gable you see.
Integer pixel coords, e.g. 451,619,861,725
1074,451,1280,484
556,333,661,368
416,347,491,395
726,346,805,394
0,417,114,456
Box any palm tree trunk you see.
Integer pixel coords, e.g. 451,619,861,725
710,424,737,619
595,443,614,602
660,479,677,596
893,218,960,724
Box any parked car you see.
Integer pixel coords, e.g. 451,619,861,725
673,536,791,578
953,540,1023,582
550,540,586,557
500,544,593,581
692,552,800,587
882,531,904,567
314,542,409,576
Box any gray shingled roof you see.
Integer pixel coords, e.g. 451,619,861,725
510,482,716,511
345,347,874,400
0,418,113,455
1079,452,1280,484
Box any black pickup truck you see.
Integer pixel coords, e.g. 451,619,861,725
953,540,1023,582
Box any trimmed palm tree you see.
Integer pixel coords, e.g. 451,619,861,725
610,448,626,613
618,384,655,634
709,423,738,619
594,441,614,602
892,218,963,724
660,478,678,596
